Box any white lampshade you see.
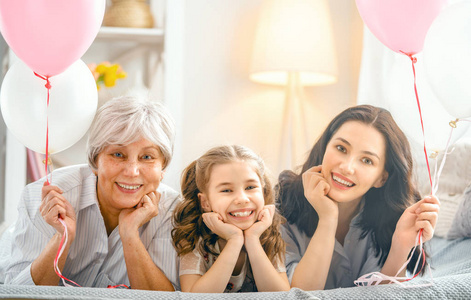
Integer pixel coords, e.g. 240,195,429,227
250,0,338,86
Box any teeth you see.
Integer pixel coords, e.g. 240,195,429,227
230,211,252,217
333,175,353,187
117,183,141,190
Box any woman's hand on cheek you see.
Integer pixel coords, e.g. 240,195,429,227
302,166,338,220
393,195,440,251
40,182,77,240
202,212,243,243
244,204,275,240
119,191,160,237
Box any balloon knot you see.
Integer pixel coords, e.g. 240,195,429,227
399,51,417,63
45,82,51,89
449,118,459,128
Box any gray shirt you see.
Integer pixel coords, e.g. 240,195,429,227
282,213,382,289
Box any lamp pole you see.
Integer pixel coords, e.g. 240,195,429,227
279,71,308,171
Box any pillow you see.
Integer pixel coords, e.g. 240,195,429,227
413,138,471,238
447,183,471,239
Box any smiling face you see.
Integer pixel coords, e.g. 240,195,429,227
95,138,165,214
199,161,265,230
321,121,388,205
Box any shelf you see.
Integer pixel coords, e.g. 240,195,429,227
95,26,164,45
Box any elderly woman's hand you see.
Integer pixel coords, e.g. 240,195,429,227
118,191,160,239
40,182,77,240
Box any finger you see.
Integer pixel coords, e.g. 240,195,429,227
406,198,425,212
417,211,439,227
415,220,434,240
42,193,68,214
41,184,63,200
57,206,67,220
41,197,66,216
306,165,322,173
154,192,161,206
315,180,330,196
415,203,440,214
423,195,440,205
265,204,276,217
258,208,269,221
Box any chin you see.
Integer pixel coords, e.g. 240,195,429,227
234,223,254,231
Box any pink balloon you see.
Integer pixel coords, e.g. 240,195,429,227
355,0,447,55
0,0,105,77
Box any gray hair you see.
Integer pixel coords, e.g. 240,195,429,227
87,95,175,171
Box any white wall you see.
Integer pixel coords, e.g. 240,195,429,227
165,0,363,189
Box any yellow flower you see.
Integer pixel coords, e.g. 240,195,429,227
88,62,127,90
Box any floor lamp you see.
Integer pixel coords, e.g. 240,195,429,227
250,0,338,171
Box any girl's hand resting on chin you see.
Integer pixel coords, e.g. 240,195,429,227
202,212,244,243
244,204,276,240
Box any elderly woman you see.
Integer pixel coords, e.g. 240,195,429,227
1,96,180,290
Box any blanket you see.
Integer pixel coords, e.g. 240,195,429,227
0,237,469,299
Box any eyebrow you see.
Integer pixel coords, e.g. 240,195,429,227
334,137,381,160
110,145,159,151
215,182,231,189
214,179,260,189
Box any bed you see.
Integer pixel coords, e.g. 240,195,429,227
2,141,471,299
0,237,470,299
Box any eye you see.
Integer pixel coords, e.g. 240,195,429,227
362,157,373,165
220,189,232,193
336,145,346,153
113,152,124,158
141,154,153,160
246,185,257,190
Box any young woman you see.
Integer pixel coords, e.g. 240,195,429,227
277,105,440,290
172,145,289,293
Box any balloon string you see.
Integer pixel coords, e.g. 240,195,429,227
33,72,52,184
400,53,433,192
55,219,81,287
354,229,432,287
55,215,129,288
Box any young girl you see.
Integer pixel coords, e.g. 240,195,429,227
277,105,440,290
172,145,290,293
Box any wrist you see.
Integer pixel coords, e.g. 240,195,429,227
390,234,413,259
243,233,260,245
318,216,338,228
226,235,244,248
119,227,140,241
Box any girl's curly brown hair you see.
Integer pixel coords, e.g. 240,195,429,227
172,145,286,265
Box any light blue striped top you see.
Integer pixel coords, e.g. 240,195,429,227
1,164,181,290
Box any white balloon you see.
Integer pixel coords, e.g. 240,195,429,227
386,55,470,152
0,59,97,154
423,1,471,118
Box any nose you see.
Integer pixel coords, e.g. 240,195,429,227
123,159,140,177
339,156,355,175
234,190,250,205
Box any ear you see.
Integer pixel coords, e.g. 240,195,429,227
198,193,211,212
160,171,165,181
373,171,389,188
